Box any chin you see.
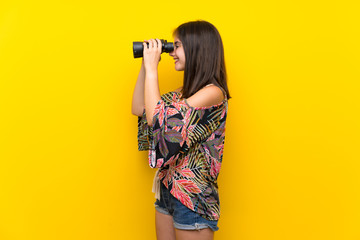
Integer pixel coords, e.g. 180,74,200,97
175,65,185,71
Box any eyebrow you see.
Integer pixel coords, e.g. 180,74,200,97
174,41,181,45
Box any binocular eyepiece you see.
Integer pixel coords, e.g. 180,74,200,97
133,39,174,58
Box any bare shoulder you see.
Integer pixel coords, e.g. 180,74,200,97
186,85,225,108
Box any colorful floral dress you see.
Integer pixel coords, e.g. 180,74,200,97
137,86,228,221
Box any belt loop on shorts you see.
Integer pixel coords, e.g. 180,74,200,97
152,169,161,200
195,223,201,231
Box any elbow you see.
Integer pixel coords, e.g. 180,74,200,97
147,120,153,127
131,110,141,117
146,116,153,127
132,106,145,117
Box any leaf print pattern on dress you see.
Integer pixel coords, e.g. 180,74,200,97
138,90,228,221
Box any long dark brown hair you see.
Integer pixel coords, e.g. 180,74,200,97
173,20,231,100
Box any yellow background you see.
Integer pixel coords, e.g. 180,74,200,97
1,0,359,239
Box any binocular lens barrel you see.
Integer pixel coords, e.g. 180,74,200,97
133,39,174,58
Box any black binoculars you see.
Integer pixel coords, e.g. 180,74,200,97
133,39,174,58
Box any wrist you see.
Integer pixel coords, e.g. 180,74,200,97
145,68,158,78
145,72,158,81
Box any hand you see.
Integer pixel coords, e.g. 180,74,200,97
143,38,162,72
141,55,160,69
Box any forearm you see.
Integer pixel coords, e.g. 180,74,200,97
144,70,161,126
131,63,146,116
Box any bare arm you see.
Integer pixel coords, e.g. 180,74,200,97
144,70,161,126
131,60,146,116
143,39,162,126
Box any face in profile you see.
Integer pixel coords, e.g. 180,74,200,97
169,36,185,71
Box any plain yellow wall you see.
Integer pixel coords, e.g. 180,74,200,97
1,0,359,239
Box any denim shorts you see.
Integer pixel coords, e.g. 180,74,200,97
154,181,219,232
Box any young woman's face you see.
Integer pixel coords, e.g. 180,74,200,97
169,36,185,71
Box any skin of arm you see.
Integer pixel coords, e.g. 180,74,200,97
186,86,225,107
143,39,162,127
131,59,146,116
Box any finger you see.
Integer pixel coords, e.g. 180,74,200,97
156,39,162,52
143,42,148,52
148,39,154,48
144,40,150,49
152,38,158,49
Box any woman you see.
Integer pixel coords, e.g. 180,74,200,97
132,20,231,240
